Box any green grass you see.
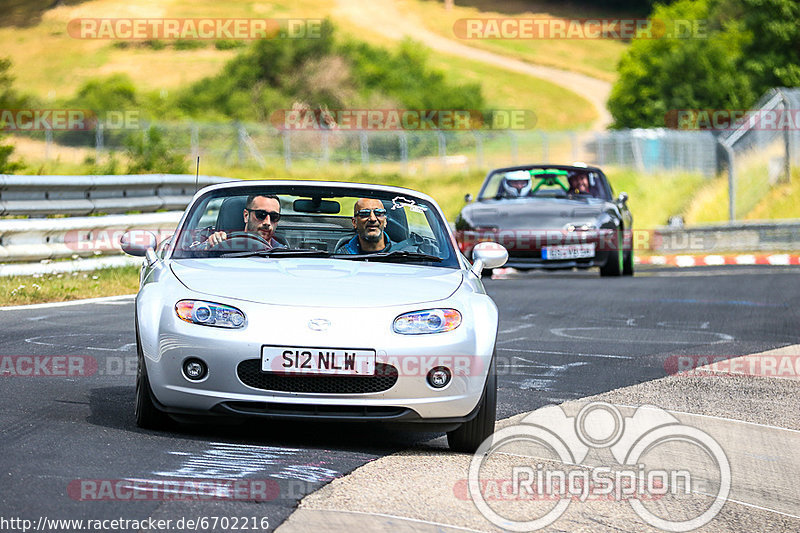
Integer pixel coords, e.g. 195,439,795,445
0,0,596,131
746,168,800,220
684,158,776,224
0,266,140,306
426,53,595,130
606,167,708,228
395,0,626,82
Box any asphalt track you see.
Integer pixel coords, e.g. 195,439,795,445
1,265,798,532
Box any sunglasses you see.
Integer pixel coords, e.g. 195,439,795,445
246,209,281,222
355,208,387,219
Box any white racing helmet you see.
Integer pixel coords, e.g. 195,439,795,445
501,170,532,197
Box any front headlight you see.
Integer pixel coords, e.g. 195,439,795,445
175,300,246,329
393,309,462,335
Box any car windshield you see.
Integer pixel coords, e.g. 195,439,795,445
479,168,610,200
170,185,459,268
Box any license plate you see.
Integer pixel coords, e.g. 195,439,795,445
261,345,376,376
542,243,596,260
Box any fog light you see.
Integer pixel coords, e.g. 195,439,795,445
427,366,451,388
183,358,207,381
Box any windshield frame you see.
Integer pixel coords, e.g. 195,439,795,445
168,182,460,268
478,166,613,201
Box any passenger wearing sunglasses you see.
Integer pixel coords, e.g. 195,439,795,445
205,194,282,249
339,198,393,254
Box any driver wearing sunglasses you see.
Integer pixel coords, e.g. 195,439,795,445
205,194,283,249
339,198,393,254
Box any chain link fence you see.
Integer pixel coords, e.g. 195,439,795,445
10,88,799,215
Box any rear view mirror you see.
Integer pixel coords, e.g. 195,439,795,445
293,198,341,214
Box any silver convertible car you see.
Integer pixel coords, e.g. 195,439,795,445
121,181,508,452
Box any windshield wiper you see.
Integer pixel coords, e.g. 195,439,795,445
220,248,331,258
336,250,443,263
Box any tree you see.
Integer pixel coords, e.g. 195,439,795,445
608,0,798,128
125,125,188,174
0,57,26,173
735,0,800,94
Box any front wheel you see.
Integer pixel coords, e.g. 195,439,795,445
134,322,171,429
622,249,634,276
600,229,623,277
447,354,497,453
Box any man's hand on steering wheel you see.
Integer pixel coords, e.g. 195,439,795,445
206,231,227,247
206,231,271,251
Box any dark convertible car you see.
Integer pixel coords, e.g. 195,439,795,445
455,164,633,277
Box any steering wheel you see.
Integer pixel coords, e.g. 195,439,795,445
208,231,271,252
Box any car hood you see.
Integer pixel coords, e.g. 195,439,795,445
170,258,463,308
463,198,608,229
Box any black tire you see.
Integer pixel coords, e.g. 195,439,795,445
447,354,497,453
134,322,171,430
622,249,634,276
599,229,623,277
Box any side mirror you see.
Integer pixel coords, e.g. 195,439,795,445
464,193,473,203
471,241,508,277
120,230,158,258
617,192,628,205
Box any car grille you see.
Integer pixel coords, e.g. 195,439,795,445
236,359,398,394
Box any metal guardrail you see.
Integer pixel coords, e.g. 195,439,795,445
0,174,230,216
0,212,182,262
652,220,800,254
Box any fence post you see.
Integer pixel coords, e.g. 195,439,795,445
437,131,446,167
236,122,245,165
190,123,199,162
283,130,292,170
472,131,483,170
321,130,330,166
720,141,736,221
360,131,369,166
399,132,408,174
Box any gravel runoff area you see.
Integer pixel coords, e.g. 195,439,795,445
277,345,800,532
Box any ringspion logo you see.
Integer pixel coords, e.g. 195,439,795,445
468,402,730,531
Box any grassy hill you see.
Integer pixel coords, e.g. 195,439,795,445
0,0,596,129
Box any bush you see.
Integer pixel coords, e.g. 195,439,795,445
174,39,206,50
214,39,245,50
125,125,188,174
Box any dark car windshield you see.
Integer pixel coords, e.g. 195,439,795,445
169,185,459,268
479,168,611,201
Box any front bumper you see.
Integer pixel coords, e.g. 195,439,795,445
137,285,498,422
